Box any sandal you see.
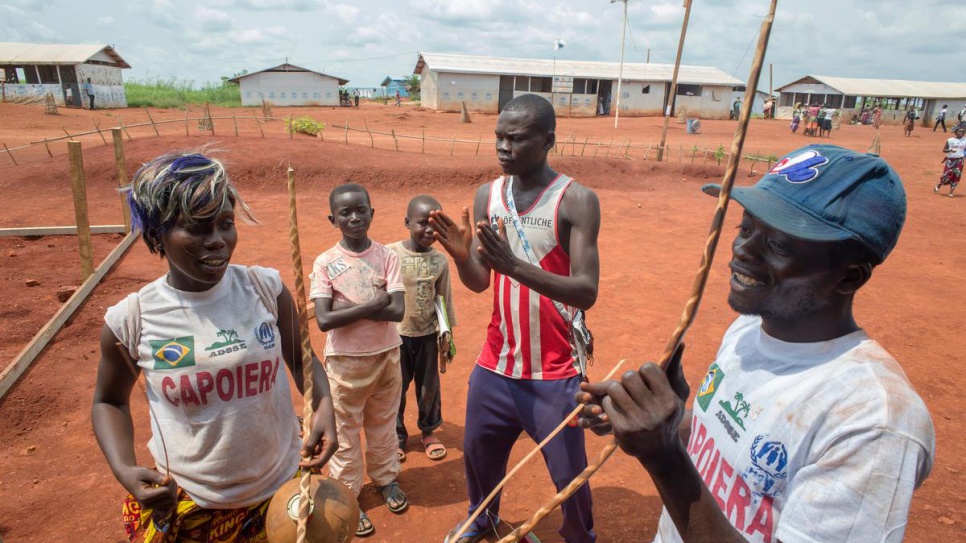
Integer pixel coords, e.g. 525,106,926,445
422,434,447,461
397,437,407,463
377,481,408,514
443,520,492,543
356,511,374,537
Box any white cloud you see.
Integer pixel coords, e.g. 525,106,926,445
195,6,232,31
96,16,115,24
209,0,322,10
324,1,359,23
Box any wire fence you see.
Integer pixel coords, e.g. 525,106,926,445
1,108,782,174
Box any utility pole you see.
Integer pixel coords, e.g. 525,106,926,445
657,0,693,162
612,0,628,128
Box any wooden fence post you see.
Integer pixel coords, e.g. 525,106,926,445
63,128,74,141
232,114,239,137
421,131,425,154
3,143,17,166
251,111,264,138
290,114,294,140
143,108,160,137
450,135,456,156
392,129,399,151
580,137,589,157
344,120,348,145
43,138,53,158
184,106,190,136
68,141,94,280
93,120,107,145
363,120,373,148
111,129,132,233
476,136,483,155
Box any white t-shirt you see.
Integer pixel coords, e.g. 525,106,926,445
654,315,934,543
945,136,966,159
105,265,301,509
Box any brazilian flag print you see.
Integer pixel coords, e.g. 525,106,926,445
150,336,196,370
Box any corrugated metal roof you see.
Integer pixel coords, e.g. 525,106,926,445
229,63,348,85
777,75,966,99
414,52,743,86
0,42,130,68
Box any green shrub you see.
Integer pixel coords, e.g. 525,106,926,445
285,115,325,136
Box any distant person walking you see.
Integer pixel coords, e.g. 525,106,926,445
904,108,917,137
934,104,949,132
83,77,95,110
872,105,883,129
935,124,966,197
395,90,401,107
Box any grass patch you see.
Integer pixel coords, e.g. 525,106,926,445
124,77,241,109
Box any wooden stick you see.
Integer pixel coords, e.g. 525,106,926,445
580,137,589,157
450,134,456,156
392,129,399,151
63,128,74,141
233,114,239,137
290,114,295,140
286,166,315,543
3,143,17,166
657,0,694,162
144,108,160,137
184,106,190,136
364,119,374,148
43,138,52,158
119,116,133,141
476,135,483,155
0,233,137,399
344,120,349,145
496,3,779,540
451,360,628,543
252,111,264,138
68,141,94,279
421,130,426,154
94,120,107,145
112,128,132,233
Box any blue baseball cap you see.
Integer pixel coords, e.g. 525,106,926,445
702,144,906,261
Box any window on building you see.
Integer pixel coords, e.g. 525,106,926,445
514,76,529,92
530,77,552,93
641,85,650,94
0,66,17,83
37,65,59,84
677,84,701,96
23,65,40,84
572,78,587,94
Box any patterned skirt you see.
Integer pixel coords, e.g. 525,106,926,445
940,157,964,187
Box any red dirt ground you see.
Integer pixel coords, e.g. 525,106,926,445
0,101,963,542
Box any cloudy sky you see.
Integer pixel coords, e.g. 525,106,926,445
3,0,963,90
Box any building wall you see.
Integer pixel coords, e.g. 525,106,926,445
239,71,341,107
420,66,736,118
432,71,501,113
75,63,127,107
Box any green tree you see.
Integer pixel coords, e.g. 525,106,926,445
403,74,421,100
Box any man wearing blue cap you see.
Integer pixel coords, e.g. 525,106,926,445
578,144,935,543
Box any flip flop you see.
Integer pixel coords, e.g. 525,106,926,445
422,434,447,461
377,481,408,514
356,511,374,537
443,520,491,543
397,448,407,463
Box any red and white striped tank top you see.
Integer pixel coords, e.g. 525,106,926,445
477,174,578,380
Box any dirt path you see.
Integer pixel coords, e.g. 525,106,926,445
0,102,963,542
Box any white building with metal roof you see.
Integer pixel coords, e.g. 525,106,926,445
413,52,744,119
776,75,966,125
0,42,130,108
229,63,349,107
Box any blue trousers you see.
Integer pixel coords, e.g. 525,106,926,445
462,366,596,543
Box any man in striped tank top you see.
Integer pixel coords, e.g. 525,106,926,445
432,94,601,543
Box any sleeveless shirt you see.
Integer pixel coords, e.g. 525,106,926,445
478,174,578,380
104,265,301,509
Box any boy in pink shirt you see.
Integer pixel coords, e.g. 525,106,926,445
309,183,408,537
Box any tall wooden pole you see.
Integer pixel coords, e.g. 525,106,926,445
657,0,694,162
613,0,628,128
111,129,132,233
68,141,94,280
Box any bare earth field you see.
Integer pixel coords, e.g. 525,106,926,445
0,101,963,542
